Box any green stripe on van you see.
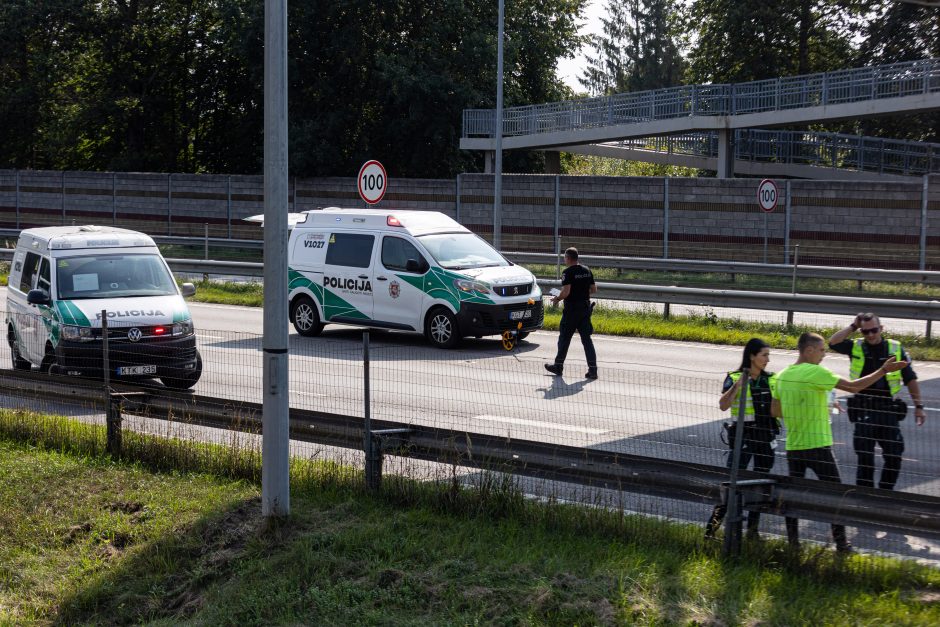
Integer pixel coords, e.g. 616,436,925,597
56,301,90,326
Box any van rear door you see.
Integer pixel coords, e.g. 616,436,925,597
321,232,376,323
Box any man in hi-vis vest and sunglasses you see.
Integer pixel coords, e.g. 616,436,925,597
828,313,925,491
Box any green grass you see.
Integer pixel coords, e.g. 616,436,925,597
1,409,939,626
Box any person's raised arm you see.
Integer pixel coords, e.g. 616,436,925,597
835,356,908,393
718,375,744,411
828,312,863,347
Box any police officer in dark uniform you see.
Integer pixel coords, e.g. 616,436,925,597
828,313,926,490
544,247,598,379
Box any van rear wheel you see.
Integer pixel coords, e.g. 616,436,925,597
291,296,324,337
8,327,30,370
425,307,460,349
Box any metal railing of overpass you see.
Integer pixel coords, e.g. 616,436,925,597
610,129,940,177
462,57,940,139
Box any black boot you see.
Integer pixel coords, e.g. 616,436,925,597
585,368,598,379
544,363,563,376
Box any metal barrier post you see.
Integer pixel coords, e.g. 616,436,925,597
102,310,121,456
363,330,381,490
787,245,799,326
722,368,749,557
204,223,209,260
921,174,929,271
663,178,670,259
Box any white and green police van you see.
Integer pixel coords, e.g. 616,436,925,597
286,208,542,348
6,225,202,389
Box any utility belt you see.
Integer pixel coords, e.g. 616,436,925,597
722,420,777,446
847,394,907,425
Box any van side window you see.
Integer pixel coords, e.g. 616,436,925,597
382,237,426,273
19,252,41,293
325,233,374,268
37,258,51,296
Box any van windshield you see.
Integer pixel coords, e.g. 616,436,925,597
417,233,508,270
56,253,178,299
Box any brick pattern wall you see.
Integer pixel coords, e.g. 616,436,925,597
0,170,935,269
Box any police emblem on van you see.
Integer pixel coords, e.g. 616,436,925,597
389,281,400,299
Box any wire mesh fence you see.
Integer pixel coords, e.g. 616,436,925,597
1,309,939,563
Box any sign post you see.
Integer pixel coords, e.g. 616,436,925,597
757,179,778,264
358,160,387,205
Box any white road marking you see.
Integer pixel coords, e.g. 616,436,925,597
474,414,608,435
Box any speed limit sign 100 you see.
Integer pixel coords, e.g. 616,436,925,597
757,179,778,213
358,160,387,205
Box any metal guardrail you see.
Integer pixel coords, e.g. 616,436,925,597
613,129,940,176
3,369,939,540
5,244,939,287
463,57,940,138
506,252,940,286
1,249,937,321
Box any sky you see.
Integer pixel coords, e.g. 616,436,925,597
556,0,606,93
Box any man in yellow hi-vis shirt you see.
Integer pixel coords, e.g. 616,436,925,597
771,332,907,553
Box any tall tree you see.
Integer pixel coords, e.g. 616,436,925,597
852,1,939,143
686,0,856,84
580,0,686,96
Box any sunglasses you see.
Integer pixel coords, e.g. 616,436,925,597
860,327,881,336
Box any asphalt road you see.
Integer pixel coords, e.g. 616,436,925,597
3,292,940,562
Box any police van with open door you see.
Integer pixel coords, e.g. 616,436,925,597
285,208,542,348
6,225,202,389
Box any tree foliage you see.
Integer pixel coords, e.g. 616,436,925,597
0,0,585,176
580,0,685,96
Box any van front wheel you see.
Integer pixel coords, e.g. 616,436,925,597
425,308,460,349
291,296,324,337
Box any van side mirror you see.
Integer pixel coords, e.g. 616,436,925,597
26,289,50,306
405,259,425,274
180,282,196,297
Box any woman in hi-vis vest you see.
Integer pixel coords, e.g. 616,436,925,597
705,338,779,540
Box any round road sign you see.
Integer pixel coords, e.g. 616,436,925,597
757,179,778,213
358,160,387,205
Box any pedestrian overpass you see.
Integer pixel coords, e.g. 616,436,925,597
460,57,940,179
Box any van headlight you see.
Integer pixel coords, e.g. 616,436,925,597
453,278,491,295
172,319,194,337
62,325,93,342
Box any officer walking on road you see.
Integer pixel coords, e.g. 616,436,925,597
544,247,598,379
828,313,925,490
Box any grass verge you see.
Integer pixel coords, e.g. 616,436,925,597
1,409,939,626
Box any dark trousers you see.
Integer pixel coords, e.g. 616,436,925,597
854,423,905,490
705,431,775,536
553,305,596,369
785,447,849,548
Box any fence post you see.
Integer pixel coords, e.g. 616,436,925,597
455,173,462,223
554,175,560,276
663,177,670,259
787,245,800,326
15,170,20,229
920,174,929,271
227,175,232,239
205,223,209,260
722,368,749,557
61,171,66,225
363,331,381,490
784,181,791,264
112,172,117,225
167,174,173,236
102,309,121,456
